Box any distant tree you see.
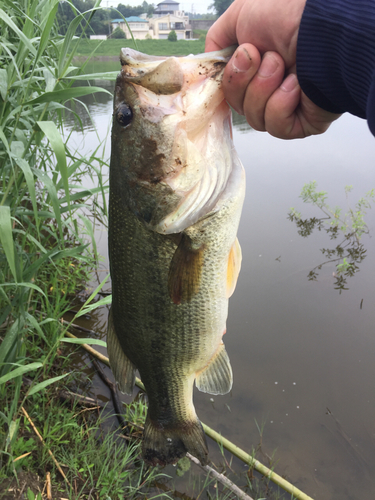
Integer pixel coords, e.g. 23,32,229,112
142,0,155,17
113,1,154,19
56,0,155,36
184,12,216,20
56,0,110,35
115,4,142,18
168,30,177,42
208,0,234,17
112,26,126,38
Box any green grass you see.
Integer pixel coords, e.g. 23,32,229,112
2,381,172,499
72,37,206,57
192,28,208,39
0,0,110,483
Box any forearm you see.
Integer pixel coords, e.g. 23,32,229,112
296,0,375,135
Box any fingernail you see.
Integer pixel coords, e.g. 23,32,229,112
231,47,252,73
281,73,298,92
258,53,279,78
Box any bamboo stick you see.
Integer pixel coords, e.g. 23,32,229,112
63,332,315,500
46,471,52,500
187,452,254,500
201,423,313,500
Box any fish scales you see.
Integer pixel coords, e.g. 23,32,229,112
108,47,245,466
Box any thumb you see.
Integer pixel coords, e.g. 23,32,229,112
205,1,242,52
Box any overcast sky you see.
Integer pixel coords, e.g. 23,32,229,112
103,0,214,14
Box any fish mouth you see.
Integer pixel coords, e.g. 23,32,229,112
119,46,237,96
120,45,238,71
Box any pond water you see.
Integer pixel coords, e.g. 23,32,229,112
64,60,375,500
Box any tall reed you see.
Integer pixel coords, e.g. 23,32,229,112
0,0,111,471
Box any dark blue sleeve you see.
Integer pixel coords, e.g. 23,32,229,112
296,0,375,136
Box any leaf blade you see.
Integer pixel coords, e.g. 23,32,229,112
0,206,17,280
28,373,69,396
0,363,43,386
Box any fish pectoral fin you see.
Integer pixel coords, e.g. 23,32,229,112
107,309,136,395
195,342,233,395
226,237,242,298
168,233,205,305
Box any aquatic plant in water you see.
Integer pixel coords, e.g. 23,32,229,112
288,181,374,292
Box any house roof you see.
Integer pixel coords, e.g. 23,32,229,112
125,16,147,22
156,0,180,5
111,16,146,23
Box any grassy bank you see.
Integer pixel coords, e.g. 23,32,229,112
72,37,206,58
192,28,208,40
0,0,113,495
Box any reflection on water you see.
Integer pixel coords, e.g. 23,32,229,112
64,79,114,132
65,62,375,500
288,183,373,292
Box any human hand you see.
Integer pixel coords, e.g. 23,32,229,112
206,0,341,139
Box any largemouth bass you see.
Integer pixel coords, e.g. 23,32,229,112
108,47,245,466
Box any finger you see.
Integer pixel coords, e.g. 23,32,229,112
264,74,303,138
265,75,341,139
205,0,242,52
299,92,342,134
242,52,285,131
222,44,261,115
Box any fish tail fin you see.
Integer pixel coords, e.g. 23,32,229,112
142,416,208,466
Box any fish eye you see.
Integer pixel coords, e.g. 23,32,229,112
116,103,133,127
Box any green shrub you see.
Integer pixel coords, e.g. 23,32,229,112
168,29,177,42
112,26,126,39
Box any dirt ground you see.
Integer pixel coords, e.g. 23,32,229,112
1,471,67,500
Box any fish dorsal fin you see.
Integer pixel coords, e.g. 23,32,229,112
195,342,232,395
227,237,242,298
168,233,205,305
107,309,136,395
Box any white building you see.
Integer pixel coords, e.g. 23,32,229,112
149,13,191,39
111,16,151,40
153,0,184,17
111,1,191,40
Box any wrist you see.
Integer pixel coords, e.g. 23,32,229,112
296,0,375,128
